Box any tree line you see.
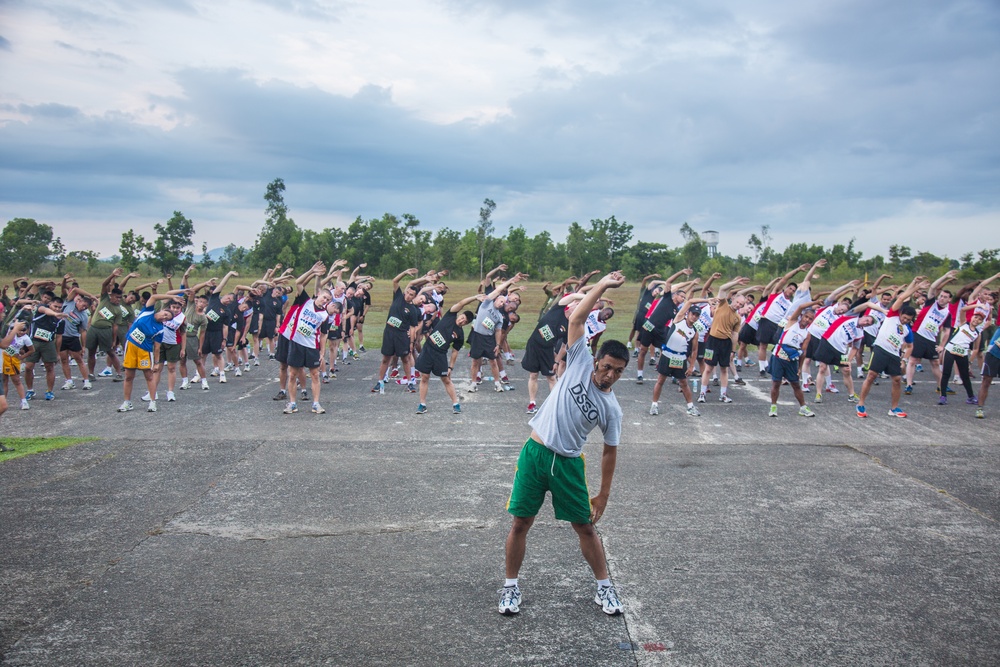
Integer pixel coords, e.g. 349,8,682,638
3,177,999,283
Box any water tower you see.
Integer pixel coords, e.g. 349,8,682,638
703,230,719,258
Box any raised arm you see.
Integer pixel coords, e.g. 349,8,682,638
485,273,526,302
213,271,239,295
567,271,625,348
927,270,959,300
718,276,750,300
891,276,928,311
663,268,692,291
772,263,810,294
392,268,418,292
102,268,124,294
797,259,827,292
700,272,722,297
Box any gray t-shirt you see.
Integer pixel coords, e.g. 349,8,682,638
61,301,90,338
528,336,622,457
473,299,504,337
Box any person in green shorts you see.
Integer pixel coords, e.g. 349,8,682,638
499,271,628,617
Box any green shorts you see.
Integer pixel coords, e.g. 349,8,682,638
506,438,592,524
25,338,58,364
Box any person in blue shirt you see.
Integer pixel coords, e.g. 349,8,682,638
118,289,189,414
976,327,1000,419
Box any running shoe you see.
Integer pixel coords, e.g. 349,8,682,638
467,384,478,393
801,381,810,392
733,378,746,386
406,382,417,393
938,396,947,405
526,402,537,414
595,585,623,615
826,385,840,394
719,395,732,404
686,405,701,417
814,393,823,404
798,405,816,418
976,407,984,419
416,403,427,415
966,397,979,405
888,407,908,418
904,385,913,395
847,393,860,403
61,379,75,390
147,400,157,413
759,369,768,378
768,405,778,418
180,378,190,390
21,399,29,410
224,363,235,371
201,379,210,390
113,374,124,382
631,349,639,358
210,369,219,377
301,389,308,400
494,381,505,393
311,403,326,414
649,402,659,416
82,379,92,390
359,345,366,353
946,386,956,395
856,405,867,418
697,395,706,403
635,376,644,385
167,391,176,402
389,367,400,379
283,402,298,414
712,377,720,386
219,372,227,383
44,391,54,401
99,368,114,377
25,390,35,400
235,367,242,377
254,359,260,366
141,392,157,402
916,363,923,372
117,400,133,412
498,585,522,615
370,382,381,393
453,403,462,414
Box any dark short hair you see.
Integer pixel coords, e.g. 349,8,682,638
940,290,952,299
596,339,629,367
110,288,123,296
461,310,476,323
787,282,798,291
43,290,57,300
900,305,917,318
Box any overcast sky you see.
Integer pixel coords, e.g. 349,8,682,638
1,0,998,262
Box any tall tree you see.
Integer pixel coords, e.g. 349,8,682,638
50,237,67,274
251,177,302,269
476,198,496,280
0,218,55,274
119,229,149,272
151,211,196,275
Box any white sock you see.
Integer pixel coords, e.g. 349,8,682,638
686,402,694,409
759,360,767,371
596,578,611,589
505,578,518,588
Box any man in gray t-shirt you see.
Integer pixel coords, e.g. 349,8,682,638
469,273,524,394
498,271,629,617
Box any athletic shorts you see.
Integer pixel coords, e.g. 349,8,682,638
520,340,557,376
26,338,58,364
286,340,321,369
60,336,83,353
275,335,290,364
470,330,497,360
381,328,411,358
757,318,780,347
631,312,645,333
863,332,876,350
185,336,201,362
202,330,224,356
123,341,153,370
910,334,939,361
869,347,902,377
85,327,115,354
260,319,276,339
770,354,800,384
656,352,689,379
814,339,848,368
415,346,449,377
738,323,758,346
804,335,821,361
326,328,342,341
983,353,1000,378
3,352,21,377
159,342,182,364
704,336,733,368
225,328,238,348
506,438,592,524
638,324,665,350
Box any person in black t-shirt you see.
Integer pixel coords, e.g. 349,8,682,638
201,271,238,383
414,293,483,414
373,269,438,394
636,268,693,385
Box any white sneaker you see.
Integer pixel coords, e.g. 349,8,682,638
244,363,250,371
498,585,522,615
147,400,157,412
166,391,176,402
180,378,190,390
235,367,242,377
494,381,505,393
649,402,659,416
117,401,133,412
595,585,623,615
219,372,227,383
191,374,202,383
141,392,157,402
99,367,114,377
61,379,75,390
201,378,210,390
224,363,235,371
82,379,92,390
210,368,219,377
697,395,706,403
253,359,260,366
21,399,29,410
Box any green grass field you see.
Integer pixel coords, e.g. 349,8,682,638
0,436,98,462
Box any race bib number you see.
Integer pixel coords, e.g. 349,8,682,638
296,322,316,339
777,347,790,361
129,329,146,345
387,316,403,329
33,328,53,342
751,310,763,324
186,324,198,334
206,310,220,322
925,322,939,336
703,349,714,361
840,354,850,366
430,331,447,348
539,325,554,342
482,317,496,331
948,345,968,356
99,307,114,320
668,354,685,369
778,318,789,328
5,345,17,356
694,321,706,333
119,305,131,317
642,320,655,332
887,334,903,349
